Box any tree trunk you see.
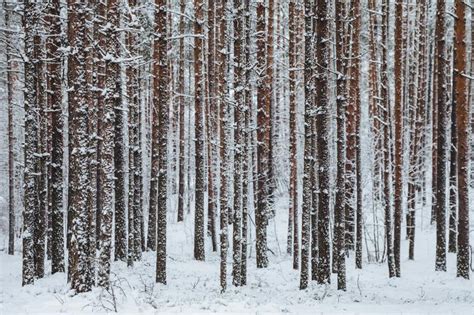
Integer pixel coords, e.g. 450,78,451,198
434,0,448,272
393,0,404,277
218,0,229,292
300,0,313,290
381,0,396,279
314,0,331,284
288,0,299,269
5,0,16,257
97,0,119,288
232,0,244,286
453,0,470,280
67,0,93,292
22,0,39,286
154,0,169,284
256,0,269,270
194,0,206,262
177,0,186,222
335,0,348,290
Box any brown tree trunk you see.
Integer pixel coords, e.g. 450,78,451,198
453,0,470,280
97,0,119,287
194,0,206,262
393,0,404,277
314,0,331,284
334,0,348,290
288,0,299,269
154,0,170,284
266,0,275,219
381,0,396,278
300,0,313,290
67,0,93,292
22,0,39,286
218,0,229,292
232,0,244,286
177,0,186,222
207,0,218,253
5,0,16,256
241,0,251,286
256,0,269,269
350,0,363,271
434,0,448,272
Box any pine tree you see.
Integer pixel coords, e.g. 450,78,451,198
154,0,169,284
194,0,206,262
22,0,39,286
5,0,16,257
67,0,93,292
344,1,356,253
256,0,269,270
97,0,119,287
434,0,448,272
452,0,470,280
300,0,313,290
265,0,275,219
241,0,251,286
232,0,244,286
114,48,127,262
393,0,404,277
334,0,348,290
288,0,299,269
314,0,331,284
381,0,395,279
35,2,47,279
207,0,218,253
218,0,229,292
48,0,65,274
177,0,186,223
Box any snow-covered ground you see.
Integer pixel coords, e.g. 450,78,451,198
1,197,473,314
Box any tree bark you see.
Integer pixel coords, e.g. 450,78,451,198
453,0,470,280
22,0,39,286
434,0,448,272
194,0,206,262
300,0,313,290
154,0,169,284
97,0,119,288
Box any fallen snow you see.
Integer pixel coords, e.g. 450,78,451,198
0,197,472,314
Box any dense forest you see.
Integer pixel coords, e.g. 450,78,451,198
0,0,472,312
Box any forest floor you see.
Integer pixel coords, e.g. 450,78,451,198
1,196,473,314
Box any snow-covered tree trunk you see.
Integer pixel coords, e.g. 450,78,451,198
380,0,395,279
334,0,348,291
5,0,16,257
453,0,470,280
288,0,299,269
193,0,205,262
114,42,127,262
256,0,269,270
22,0,39,287
47,0,65,274
154,0,169,284
67,0,93,292
232,0,244,287
314,0,331,284
34,3,47,279
97,0,119,287
434,0,448,272
207,0,218,253
241,0,252,286
218,0,229,292
393,0,404,277
299,0,313,290
177,0,186,223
